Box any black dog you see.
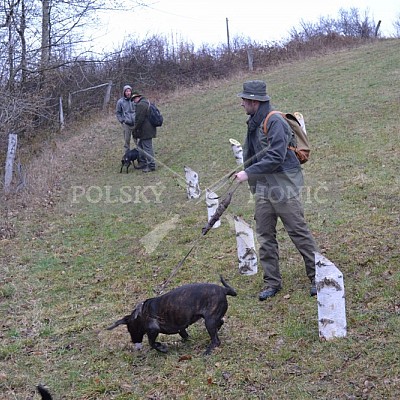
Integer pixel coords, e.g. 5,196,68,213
107,276,237,355
37,385,53,400
120,148,139,173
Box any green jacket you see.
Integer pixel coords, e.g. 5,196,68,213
133,97,157,139
243,101,303,201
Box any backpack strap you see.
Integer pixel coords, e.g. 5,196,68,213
262,110,284,134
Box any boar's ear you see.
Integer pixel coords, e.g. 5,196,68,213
133,301,144,319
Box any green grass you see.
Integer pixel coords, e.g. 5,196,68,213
1,39,399,399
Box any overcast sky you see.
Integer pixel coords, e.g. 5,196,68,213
91,0,399,52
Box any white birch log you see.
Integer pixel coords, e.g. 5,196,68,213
294,112,307,135
229,138,243,165
205,189,221,229
315,252,347,340
234,216,257,275
4,133,18,194
184,166,201,199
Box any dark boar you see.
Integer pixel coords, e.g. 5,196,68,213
107,276,237,355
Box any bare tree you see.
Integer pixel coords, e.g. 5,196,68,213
0,0,144,142
394,13,400,37
289,7,378,40
336,8,376,38
41,0,50,69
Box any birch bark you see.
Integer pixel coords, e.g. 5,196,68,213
234,216,257,275
315,252,347,340
184,166,201,199
205,189,221,229
229,138,243,165
294,112,307,134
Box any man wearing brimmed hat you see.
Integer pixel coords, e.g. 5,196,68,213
131,91,157,172
235,80,319,300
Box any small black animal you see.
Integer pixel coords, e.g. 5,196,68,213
107,275,237,355
120,148,139,173
37,385,53,400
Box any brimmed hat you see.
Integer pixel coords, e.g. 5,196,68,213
237,80,270,101
131,92,141,98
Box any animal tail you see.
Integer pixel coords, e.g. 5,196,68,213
106,315,130,330
220,275,237,297
37,385,53,400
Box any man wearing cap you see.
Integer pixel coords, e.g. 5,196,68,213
235,80,319,300
115,85,136,154
131,91,157,172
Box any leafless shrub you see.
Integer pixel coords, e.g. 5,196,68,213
394,14,400,37
336,8,376,38
290,7,377,41
0,86,56,140
0,7,388,174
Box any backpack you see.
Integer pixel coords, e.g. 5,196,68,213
263,111,310,164
147,101,163,127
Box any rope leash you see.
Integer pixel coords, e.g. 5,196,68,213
201,181,240,235
155,241,198,294
155,179,241,294
205,168,239,197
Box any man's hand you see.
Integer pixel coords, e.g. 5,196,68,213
235,171,248,182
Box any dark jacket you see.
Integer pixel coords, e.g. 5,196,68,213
133,97,157,140
243,101,303,200
115,85,136,126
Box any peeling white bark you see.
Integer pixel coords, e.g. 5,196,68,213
205,189,221,229
234,216,257,275
184,166,201,199
315,252,347,340
294,112,307,135
229,138,243,165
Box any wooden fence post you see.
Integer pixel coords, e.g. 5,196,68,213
4,133,18,194
103,80,113,111
374,20,381,37
247,49,254,71
59,96,65,130
68,82,112,113
68,92,72,111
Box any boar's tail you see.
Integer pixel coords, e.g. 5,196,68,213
37,385,53,400
220,275,237,297
106,315,130,330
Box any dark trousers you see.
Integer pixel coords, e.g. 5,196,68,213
137,138,155,169
255,194,318,289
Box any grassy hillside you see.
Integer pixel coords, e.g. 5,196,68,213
1,39,399,399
